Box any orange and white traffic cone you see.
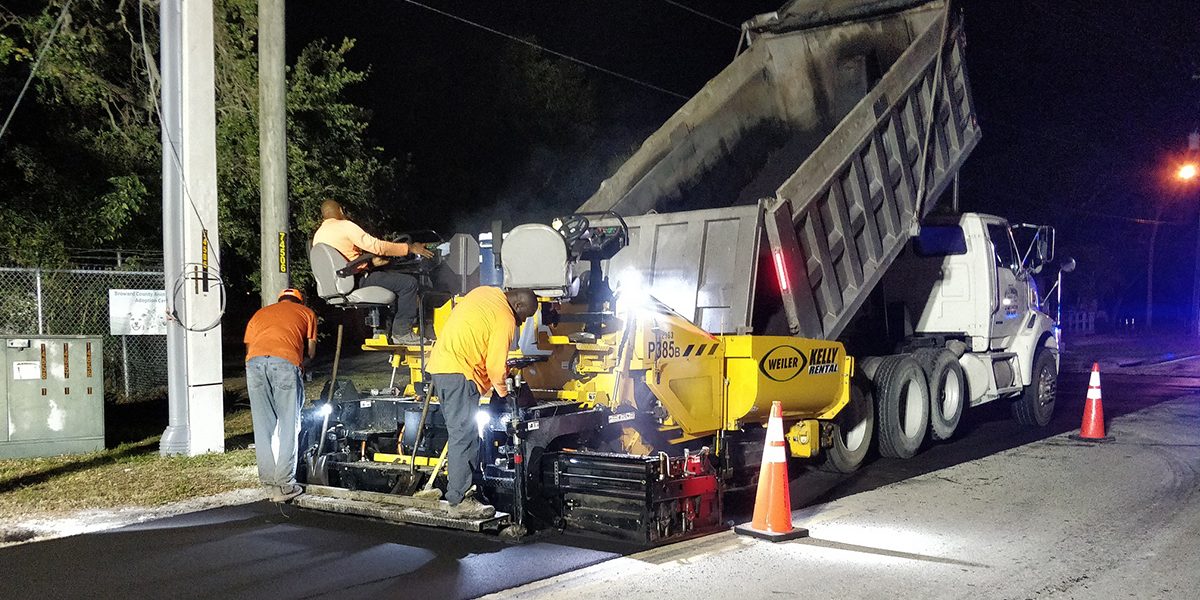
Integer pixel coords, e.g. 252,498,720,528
734,401,809,541
1070,362,1114,442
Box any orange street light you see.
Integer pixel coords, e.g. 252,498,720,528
1179,163,1199,181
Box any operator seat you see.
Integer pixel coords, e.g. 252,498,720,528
501,224,572,298
310,243,396,331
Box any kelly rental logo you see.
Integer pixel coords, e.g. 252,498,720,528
758,345,841,381
807,346,840,375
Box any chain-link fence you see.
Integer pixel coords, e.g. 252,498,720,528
0,266,168,402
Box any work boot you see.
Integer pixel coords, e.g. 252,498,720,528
270,483,304,503
447,491,496,519
391,332,431,347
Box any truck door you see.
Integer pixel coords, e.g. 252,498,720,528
985,222,1027,349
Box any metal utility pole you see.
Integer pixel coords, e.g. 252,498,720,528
159,0,226,456
258,0,290,304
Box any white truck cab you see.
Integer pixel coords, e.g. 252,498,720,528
885,213,1060,417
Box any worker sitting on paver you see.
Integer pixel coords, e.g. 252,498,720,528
426,286,539,519
244,288,318,503
313,199,434,345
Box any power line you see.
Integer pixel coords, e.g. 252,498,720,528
657,0,739,31
396,0,690,100
980,187,1189,226
0,0,75,142
138,0,221,274
1027,0,1195,79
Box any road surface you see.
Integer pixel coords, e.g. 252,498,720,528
0,372,1196,599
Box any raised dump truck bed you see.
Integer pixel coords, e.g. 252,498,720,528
587,0,980,340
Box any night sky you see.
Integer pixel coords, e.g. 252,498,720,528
287,0,1199,322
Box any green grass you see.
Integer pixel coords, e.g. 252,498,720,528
0,355,404,519
0,408,258,516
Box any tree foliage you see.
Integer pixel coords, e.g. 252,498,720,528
0,0,395,294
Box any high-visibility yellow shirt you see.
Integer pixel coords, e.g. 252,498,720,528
427,286,516,396
313,218,410,264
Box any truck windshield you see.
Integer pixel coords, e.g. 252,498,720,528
914,225,967,257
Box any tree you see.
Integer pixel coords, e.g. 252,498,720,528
211,0,397,294
0,0,397,296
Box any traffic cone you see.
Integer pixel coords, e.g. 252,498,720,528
1070,362,1114,442
734,401,809,541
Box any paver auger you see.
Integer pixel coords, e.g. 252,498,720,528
296,214,856,544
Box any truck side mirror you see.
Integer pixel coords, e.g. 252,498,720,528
1059,256,1076,273
1037,226,1055,263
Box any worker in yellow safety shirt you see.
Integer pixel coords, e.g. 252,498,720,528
426,286,539,519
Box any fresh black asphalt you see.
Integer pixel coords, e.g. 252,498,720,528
0,370,1186,599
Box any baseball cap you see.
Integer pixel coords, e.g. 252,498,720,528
278,288,304,302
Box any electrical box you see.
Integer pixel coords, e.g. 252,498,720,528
0,336,105,459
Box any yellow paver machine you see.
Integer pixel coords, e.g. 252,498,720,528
298,214,860,544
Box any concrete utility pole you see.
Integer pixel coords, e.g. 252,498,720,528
159,0,225,456
258,0,290,304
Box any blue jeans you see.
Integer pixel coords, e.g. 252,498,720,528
246,356,304,489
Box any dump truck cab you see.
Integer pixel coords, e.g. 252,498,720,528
883,213,1060,408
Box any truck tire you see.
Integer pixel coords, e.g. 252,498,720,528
820,383,874,473
873,355,929,459
914,348,966,441
1012,348,1057,426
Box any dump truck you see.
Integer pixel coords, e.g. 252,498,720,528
295,0,1068,544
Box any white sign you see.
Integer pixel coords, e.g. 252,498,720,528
109,289,169,335
12,361,39,380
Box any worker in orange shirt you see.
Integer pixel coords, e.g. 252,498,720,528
426,286,539,518
313,199,434,345
244,288,318,503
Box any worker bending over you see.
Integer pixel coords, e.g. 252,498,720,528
244,288,317,503
313,199,434,345
427,286,539,518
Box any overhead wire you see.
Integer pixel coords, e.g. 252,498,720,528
656,0,739,31
1054,0,1197,77
138,0,218,266
137,0,226,332
395,0,690,100
1027,0,1194,78
0,0,75,142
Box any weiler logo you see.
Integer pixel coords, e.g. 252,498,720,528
808,347,840,375
759,345,808,382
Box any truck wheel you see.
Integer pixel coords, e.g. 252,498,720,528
873,355,929,459
1013,349,1057,426
914,348,966,441
820,383,874,473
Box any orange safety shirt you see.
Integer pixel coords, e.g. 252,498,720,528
427,287,517,396
313,218,410,263
244,301,318,367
